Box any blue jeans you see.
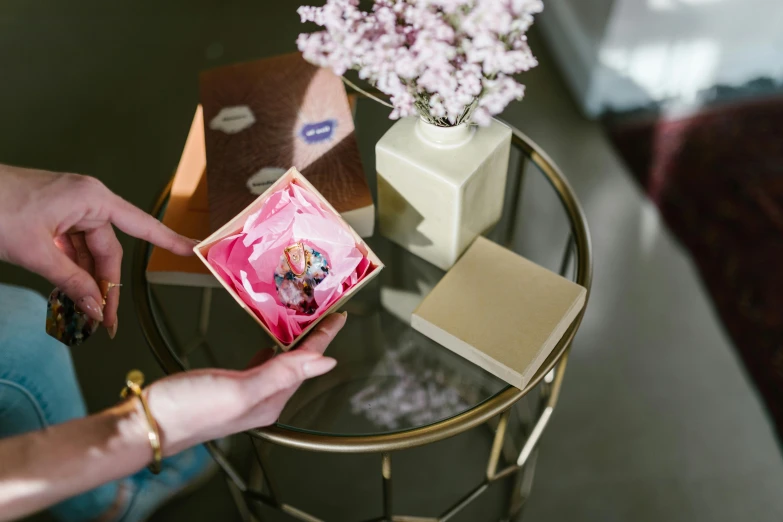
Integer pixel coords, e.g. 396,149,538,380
0,283,117,521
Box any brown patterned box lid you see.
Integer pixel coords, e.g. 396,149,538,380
200,52,374,235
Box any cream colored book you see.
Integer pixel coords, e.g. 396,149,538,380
412,236,586,389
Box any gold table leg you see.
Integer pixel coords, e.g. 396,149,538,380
382,452,393,521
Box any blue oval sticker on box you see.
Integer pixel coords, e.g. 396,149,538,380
300,119,336,144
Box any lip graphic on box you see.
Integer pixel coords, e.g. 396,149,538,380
246,167,288,195
300,119,336,144
194,167,383,349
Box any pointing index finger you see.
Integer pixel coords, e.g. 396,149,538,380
106,193,196,256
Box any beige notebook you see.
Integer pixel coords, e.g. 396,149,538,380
412,236,586,389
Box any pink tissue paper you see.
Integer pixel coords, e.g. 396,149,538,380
196,169,380,347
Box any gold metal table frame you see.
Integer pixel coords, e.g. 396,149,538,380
132,104,592,521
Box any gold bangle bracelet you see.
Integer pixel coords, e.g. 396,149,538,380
120,370,162,474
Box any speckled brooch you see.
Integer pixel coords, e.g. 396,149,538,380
274,242,330,315
45,288,99,346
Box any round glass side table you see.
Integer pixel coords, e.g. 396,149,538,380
131,99,592,522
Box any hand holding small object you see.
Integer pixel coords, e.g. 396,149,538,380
0,164,196,339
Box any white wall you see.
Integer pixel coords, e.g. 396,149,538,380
538,0,783,117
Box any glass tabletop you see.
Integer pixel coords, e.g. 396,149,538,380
137,99,583,439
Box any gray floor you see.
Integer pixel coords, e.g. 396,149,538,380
513,42,783,522
2,3,783,521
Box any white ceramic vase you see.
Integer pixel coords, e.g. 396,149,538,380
376,116,512,270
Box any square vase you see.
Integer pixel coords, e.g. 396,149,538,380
376,117,512,270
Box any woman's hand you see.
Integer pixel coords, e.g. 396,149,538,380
144,312,346,455
0,164,195,335
0,314,345,521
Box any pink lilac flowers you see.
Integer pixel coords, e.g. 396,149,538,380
297,0,543,127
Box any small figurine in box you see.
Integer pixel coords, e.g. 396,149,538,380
195,168,383,349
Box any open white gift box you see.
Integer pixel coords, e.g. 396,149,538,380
194,167,383,350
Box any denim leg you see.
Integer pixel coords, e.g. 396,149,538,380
0,283,118,521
